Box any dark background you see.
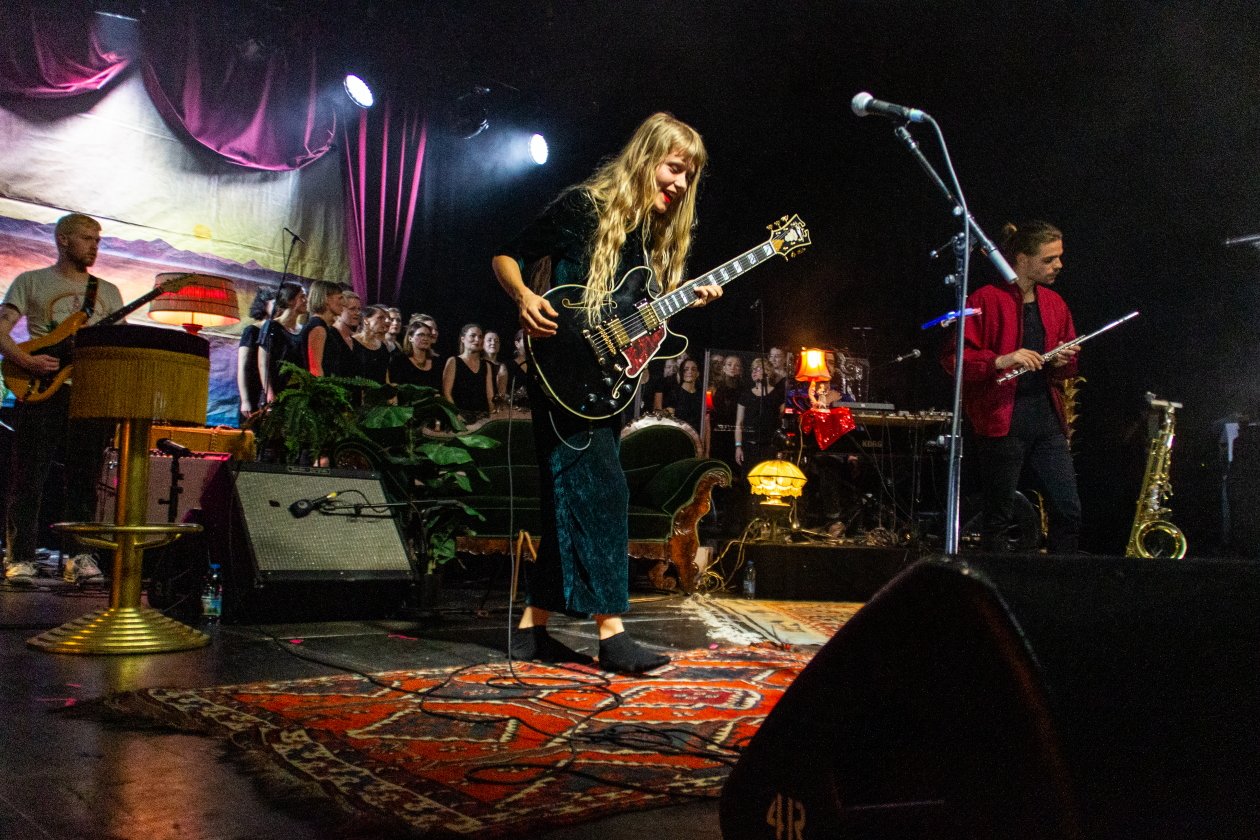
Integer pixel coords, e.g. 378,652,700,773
316,0,1260,553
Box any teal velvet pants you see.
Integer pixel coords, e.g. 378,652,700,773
527,407,630,618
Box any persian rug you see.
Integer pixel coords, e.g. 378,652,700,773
98,645,816,838
757,600,864,639
699,598,864,645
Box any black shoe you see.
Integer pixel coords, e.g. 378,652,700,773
510,626,594,665
598,631,669,674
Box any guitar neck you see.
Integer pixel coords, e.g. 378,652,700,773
649,240,777,323
99,284,180,327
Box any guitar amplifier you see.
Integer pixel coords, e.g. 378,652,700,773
148,425,256,460
96,451,233,524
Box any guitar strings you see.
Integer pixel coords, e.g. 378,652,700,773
606,242,772,344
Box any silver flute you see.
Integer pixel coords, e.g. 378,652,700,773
997,310,1139,383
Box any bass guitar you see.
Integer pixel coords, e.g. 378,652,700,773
2,273,198,403
528,214,810,420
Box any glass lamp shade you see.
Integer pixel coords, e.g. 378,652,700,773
747,459,807,506
796,347,829,381
148,273,240,334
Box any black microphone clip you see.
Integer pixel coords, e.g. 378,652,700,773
155,437,194,458
289,491,338,518
284,226,305,244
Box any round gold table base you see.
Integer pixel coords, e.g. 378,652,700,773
27,605,210,655
30,417,210,656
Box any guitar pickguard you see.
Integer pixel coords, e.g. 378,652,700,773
621,327,666,378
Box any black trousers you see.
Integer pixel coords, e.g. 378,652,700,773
972,395,1082,553
4,387,110,567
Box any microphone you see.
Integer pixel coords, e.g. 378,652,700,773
851,92,928,124
749,299,762,310
289,491,339,518
284,227,304,244
892,349,921,363
155,438,194,458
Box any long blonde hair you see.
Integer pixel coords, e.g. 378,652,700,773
580,112,706,321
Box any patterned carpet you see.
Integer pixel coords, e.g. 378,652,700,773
99,644,818,838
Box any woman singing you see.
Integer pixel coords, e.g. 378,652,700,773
492,113,722,673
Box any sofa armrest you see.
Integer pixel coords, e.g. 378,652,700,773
637,457,733,514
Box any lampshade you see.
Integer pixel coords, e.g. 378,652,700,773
148,273,240,334
747,459,808,506
796,347,829,381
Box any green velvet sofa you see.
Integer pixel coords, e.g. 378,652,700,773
452,418,731,593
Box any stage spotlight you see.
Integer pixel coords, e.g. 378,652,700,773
343,73,374,108
530,133,549,165
453,86,492,139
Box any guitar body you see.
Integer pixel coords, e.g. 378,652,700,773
0,312,87,403
528,266,686,420
526,215,810,421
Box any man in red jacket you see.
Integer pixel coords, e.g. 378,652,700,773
942,220,1081,553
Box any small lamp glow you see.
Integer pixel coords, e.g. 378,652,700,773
795,347,831,411
148,273,240,334
530,133,549,165
343,73,374,108
747,459,808,507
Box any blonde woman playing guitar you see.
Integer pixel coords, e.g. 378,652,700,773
492,113,724,674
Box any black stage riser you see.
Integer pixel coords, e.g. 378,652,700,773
740,543,910,602
215,463,415,623
720,554,1260,840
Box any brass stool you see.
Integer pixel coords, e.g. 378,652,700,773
28,325,213,654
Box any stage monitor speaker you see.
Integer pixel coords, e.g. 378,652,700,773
229,463,412,582
219,464,414,622
720,555,1260,840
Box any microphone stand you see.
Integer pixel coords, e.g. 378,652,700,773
891,119,998,555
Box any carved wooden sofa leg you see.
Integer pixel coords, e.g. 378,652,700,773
667,469,731,594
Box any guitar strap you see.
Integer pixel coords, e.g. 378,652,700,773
81,275,100,319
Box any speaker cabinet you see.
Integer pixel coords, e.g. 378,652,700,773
218,463,415,622
739,543,909,601
720,555,1260,840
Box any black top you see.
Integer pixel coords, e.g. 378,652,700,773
388,354,442,390
1017,299,1049,398
744,380,785,446
238,323,262,408
298,316,357,378
258,318,303,395
662,382,704,434
1012,298,1059,436
355,340,392,384
450,355,492,414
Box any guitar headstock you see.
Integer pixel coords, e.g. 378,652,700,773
155,273,204,294
768,214,811,259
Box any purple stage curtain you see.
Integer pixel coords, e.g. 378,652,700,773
139,13,337,171
342,100,429,303
0,2,130,98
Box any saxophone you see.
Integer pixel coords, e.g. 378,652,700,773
1124,393,1187,558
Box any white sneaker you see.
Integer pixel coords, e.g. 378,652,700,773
63,553,104,583
4,562,37,585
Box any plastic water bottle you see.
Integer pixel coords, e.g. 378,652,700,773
743,558,756,599
202,563,223,622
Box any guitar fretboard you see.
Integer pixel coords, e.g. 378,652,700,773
649,242,776,323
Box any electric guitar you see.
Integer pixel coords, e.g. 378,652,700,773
528,214,810,420
1,273,199,403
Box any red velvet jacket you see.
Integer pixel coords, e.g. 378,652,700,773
940,282,1078,438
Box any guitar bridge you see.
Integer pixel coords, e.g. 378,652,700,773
583,323,623,365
